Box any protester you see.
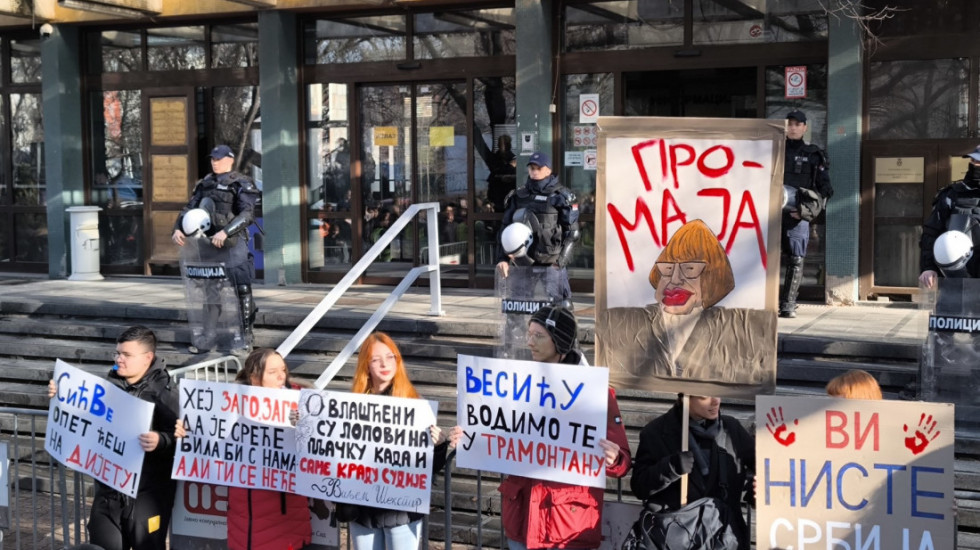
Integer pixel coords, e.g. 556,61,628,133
826,369,883,400
343,332,462,550
48,326,179,550
175,347,312,550
499,306,631,550
630,395,754,550
172,144,261,353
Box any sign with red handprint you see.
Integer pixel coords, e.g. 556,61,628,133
756,395,955,550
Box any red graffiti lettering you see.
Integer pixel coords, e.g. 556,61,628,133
724,190,767,269
607,197,659,272
696,189,730,241
661,189,688,246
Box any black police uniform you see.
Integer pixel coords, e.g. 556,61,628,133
175,170,261,348
781,137,832,317
920,164,980,278
497,172,580,303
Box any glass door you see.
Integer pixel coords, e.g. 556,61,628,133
357,81,469,282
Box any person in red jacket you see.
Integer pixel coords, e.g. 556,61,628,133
498,306,632,550
176,348,313,550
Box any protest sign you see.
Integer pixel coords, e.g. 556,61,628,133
45,359,153,498
294,390,438,514
170,480,339,550
594,117,783,398
455,354,610,488
757,395,955,550
173,379,299,493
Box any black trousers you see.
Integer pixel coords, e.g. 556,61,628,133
88,484,175,550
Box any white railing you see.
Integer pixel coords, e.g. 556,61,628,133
276,202,444,389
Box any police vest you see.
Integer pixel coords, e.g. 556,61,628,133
785,144,824,189
199,172,248,228
946,182,980,247
511,187,565,264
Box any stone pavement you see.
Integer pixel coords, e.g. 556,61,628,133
0,275,931,348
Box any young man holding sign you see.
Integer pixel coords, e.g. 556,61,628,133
48,326,180,550
499,306,632,550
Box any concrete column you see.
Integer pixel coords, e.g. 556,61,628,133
824,6,863,304
258,11,303,285
515,0,554,164
41,25,85,279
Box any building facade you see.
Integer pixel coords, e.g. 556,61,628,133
0,0,975,302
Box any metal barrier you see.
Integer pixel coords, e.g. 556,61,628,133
275,202,445,389
0,407,90,550
168,355,242,383
419,241,468,266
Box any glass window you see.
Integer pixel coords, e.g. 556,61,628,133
694,0,827,44
10,39,42,83
93,90,144,209
868,59,969,140
212,86,261,181
562,73,614,202
11,93,44,206
306,83,353,274
414,8,515,59
100,30,142,73
14,212,48,262
564,1,683,52
765,64,829,148
147,26,206,71
211,23,259,69
305,16,406,64
474,76,516,276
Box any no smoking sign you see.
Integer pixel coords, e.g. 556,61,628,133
579,93,600,123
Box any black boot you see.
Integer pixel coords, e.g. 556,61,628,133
237,284,256,351
779,255,804,318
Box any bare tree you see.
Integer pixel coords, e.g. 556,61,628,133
819,0,906,48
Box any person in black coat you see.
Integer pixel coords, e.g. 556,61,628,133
630,395,755,549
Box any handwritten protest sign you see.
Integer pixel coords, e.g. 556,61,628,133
294,390,438,513
455,354,610,488
757,395,955,550
45,359,152,498
595,117,783,398
173,379,299,493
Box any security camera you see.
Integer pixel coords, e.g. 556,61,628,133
39,23,53,38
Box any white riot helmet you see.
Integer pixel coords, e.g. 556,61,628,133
181,208,212,237
934,230,974,278
501,222,534,258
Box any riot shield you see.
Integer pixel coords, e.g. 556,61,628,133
180,237,244,353
920,277,980,429
496,265,567,359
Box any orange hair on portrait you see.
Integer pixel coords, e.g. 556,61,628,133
649,219,735,308
352,331,420,398
826,369,882,400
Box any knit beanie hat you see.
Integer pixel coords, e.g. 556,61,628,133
530,306,577,355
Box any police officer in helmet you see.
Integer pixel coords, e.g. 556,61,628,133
496,151,580,305
173,144,261,353
780,110,833,318
919,145,980,287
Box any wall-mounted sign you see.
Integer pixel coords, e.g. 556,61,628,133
785,66,807,99
874,157,925,184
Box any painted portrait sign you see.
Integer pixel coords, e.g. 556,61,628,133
756,395,955,550
595,117,784,398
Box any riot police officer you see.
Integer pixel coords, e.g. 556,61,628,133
496,151,580,304
919,146,980,287
780,110,833,318
172,144,261,352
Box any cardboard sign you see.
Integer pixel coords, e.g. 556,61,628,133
757,395,955,550
594,117,783,398
294,390,438,513
172,379,299,493
45,359,153,498
455,354,610,488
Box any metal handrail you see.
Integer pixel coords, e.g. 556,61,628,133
275,202,445,389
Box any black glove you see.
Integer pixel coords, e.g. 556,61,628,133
670,451,694,475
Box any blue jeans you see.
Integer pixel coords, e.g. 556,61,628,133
349,519,422,550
